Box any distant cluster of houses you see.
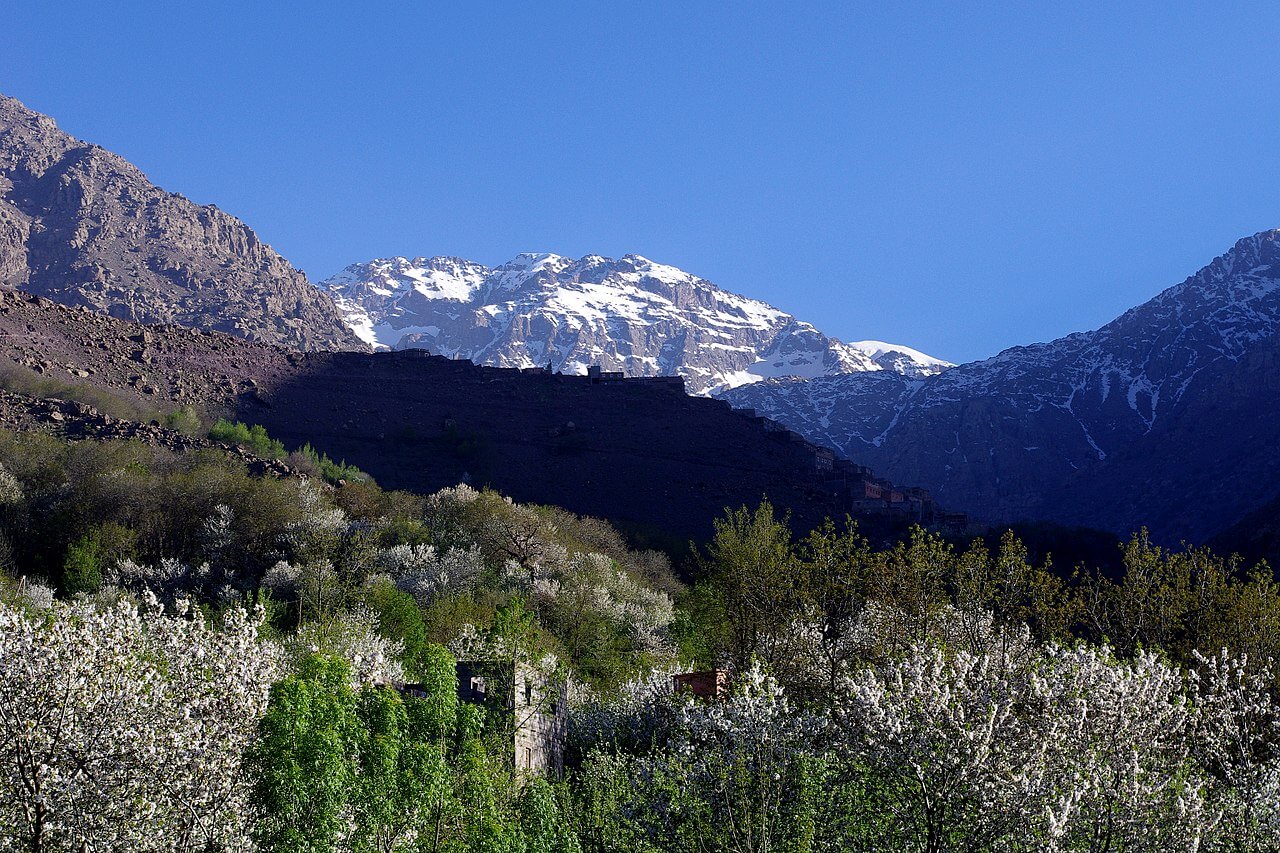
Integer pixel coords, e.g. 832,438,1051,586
585,365,687,391
403,353,688,392
400,351,966,531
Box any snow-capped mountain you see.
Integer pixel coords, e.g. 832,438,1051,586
724,229,1280,544
318,253,949,395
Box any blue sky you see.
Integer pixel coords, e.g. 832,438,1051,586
5,2,1278,363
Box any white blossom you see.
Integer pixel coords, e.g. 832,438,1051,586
381,542,484,606
107,556,211,600
280,477,350,558
0,463,22,506
0,595,282,851
15,577,54,611
426,482,481,510
291,606,406,686
261,558,302,593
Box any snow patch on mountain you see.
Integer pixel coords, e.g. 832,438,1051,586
319,253,950,395
722,228,1280,527
850,340,954,374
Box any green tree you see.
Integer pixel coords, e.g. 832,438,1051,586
361,577,430,676
247,645,527,852
567,752,646,853
793,517,874,695
869,526,954,656
517,777,582,853
1075,529,1194,657
247,654,361,852
209,418,287,459
61,535,102,595
695,500,804,671
950,531,1072,646
455,733,523,852
350,685,463,853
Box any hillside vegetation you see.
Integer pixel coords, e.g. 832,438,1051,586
1,430,1280,850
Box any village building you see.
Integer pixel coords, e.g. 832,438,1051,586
399,660,567,776
672,669,730,701
457,660,567,776
758,416,787,433
811,445,835,472
631,375,686,391
586,365,625,382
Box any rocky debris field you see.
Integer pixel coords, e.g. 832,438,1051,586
0,389,294,477
0,287,299,411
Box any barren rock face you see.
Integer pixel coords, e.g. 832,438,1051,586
0,94,364,352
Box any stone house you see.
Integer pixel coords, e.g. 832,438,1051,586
586,365,625,382
455,660,568,776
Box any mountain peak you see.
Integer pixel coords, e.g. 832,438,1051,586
1199,228,1280,287
0,93,362,351
0,92,53,127
502,252,569,270
319,251,948,393
722,228,1280,543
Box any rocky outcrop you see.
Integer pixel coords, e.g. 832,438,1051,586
0,94,363,351
0,390,295,478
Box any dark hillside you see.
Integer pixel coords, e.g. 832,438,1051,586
1211,493,1280,572
0,288,921,542
255,351,850,542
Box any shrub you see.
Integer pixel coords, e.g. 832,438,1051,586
163,405,203,436
209,419,287,460
61,535,102,595
294,442,368,485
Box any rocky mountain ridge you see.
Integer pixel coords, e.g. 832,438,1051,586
319,252,950,394
724,229,1280,543
0,93,362,351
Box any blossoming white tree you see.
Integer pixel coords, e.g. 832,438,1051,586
0,594,282,852
290,605,407,686
1188,650,1280,851
378,542,484,607
627,662,826,853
